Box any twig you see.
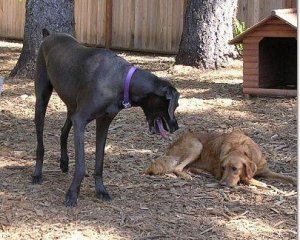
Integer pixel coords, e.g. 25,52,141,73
230,210,249,220
43,169,61,172
270,208,280,214
273,220,286,227
200,226,214,235
282,191,297,197
175,210,198,217
209,209,231,220
104,204,123,212
283,229,297,235
268,185,289,195
138,235,166,240
56,188,65,194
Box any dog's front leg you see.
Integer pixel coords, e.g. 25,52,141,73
65,113,87,207
95,115,115,201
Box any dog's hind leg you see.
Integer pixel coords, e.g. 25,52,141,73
188,167,206,175
257,168,297,186
247,178,289,194
172,141,203,180
60,112,72,173
65,112,88,207
174,141,203,173
33,86,53,184
32,51,53,184
247,178,268,188
94,115,116,201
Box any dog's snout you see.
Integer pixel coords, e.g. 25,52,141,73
220,180,237,188
169,120,179,133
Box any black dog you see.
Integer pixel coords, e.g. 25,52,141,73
32,29,179,207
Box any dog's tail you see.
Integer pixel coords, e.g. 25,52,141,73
259,168,297,186
144,156,178,175
42,28,50,38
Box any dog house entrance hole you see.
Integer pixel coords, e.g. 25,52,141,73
259,37,297,90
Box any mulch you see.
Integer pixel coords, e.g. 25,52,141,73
0,41,297,239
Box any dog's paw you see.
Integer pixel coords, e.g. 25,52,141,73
65,190,78,208
96,191,112,202
60,160,69,173
183,174,193,181
32,175,43,184
173,170,193,180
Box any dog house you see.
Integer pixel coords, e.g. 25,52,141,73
230,8,297,97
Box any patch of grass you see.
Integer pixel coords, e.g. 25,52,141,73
234,19,246,57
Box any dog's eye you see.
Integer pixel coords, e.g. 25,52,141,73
232,167,237,171
221,166,225,171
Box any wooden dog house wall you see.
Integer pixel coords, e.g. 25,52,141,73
230,9,297,97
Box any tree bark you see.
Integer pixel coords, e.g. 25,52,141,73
10,0,75,79
175,0,238,70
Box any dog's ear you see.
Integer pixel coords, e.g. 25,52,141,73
160,86,179,120
243,161,257,180
241,139,263,163
220,143,231,160
167,88,179,121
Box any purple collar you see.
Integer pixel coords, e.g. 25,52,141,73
122,66,137,109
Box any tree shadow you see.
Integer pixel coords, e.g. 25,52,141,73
0,48,296,239
0,96,297,239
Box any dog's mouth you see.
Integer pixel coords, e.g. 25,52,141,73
153,117,169,139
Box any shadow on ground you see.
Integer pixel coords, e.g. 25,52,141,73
0,46,297,239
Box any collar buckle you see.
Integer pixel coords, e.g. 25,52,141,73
122,101,132,109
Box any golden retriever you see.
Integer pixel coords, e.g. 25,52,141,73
145,130,296,187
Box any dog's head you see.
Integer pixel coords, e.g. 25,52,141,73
139,83,179,139
218,132,260,187
219,150,257,187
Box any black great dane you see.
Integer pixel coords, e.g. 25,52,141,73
33,29,179,207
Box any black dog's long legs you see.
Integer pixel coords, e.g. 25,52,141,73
95,115,115,201
65,113,87,207
60,112,72,172
32,83,53,184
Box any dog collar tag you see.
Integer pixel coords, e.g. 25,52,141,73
123,66,137,109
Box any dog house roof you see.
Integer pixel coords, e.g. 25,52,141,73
230,8,297,44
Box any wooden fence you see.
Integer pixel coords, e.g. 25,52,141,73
0,0,296,54
237,0,297,28
74,0,186,53
0,0,25,39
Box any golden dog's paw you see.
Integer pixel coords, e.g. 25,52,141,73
173,170,193,180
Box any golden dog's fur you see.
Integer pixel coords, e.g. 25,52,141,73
145,131,296,187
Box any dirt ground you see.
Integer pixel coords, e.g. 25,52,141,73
0,40,297,240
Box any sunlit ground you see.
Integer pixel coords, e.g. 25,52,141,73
0,41,297,239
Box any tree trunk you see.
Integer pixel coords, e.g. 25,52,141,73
10,0,75,79
175,0,238,69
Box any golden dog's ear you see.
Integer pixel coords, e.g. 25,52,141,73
244,161,257,180
242,140,263,162
220,143,231,160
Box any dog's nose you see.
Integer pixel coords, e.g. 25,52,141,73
169,120,179,133
220,181,236,188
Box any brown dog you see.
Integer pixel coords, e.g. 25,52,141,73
145,131,296,187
